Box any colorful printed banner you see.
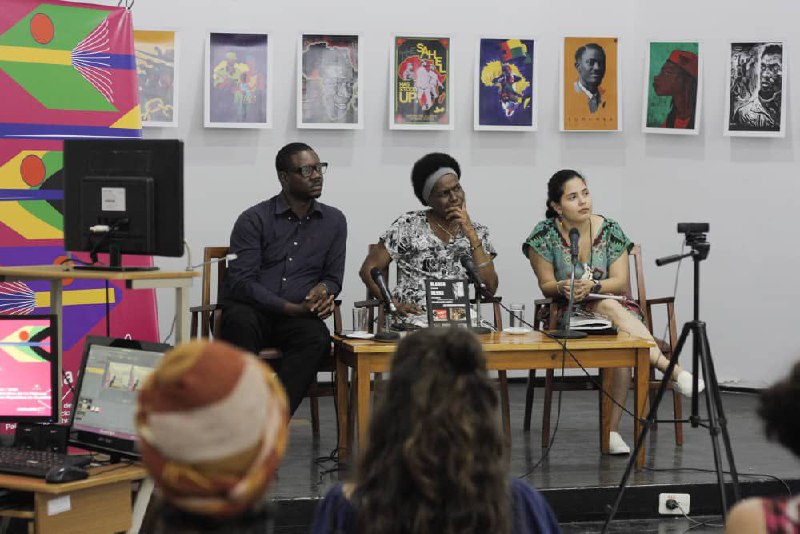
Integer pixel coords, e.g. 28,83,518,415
0,0,156,428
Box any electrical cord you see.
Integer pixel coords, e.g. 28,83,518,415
496,299,641,423
644,466,793,496
674,502,724,529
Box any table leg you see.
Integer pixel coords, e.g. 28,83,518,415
634,347,649,469
600,369,612,454
174,286,190,344
335,348,350,463
128,477,154,534
356,362,371,453
50,280,63,409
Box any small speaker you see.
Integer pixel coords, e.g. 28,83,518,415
12,423,68,452
41,425,68,453
12,423,42,450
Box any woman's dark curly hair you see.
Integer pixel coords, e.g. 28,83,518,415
353,328,510,534
411,152,461,205
759,361,800,457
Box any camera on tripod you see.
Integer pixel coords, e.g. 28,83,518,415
677,222,709,260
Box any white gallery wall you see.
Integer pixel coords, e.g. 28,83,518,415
86,0,800,387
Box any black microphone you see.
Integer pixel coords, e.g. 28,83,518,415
547,227,587,340
569,228,580,261
459,254,487,291
370,267,397,314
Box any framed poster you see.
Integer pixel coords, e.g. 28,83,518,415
204,32,271,129
560,36,621,132
724,41,786,137
390,35,452,130
474,37,537,131
134,30,178,127
297,33,362,129
642,41,701,135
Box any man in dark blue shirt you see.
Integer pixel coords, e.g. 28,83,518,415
220,142,347,415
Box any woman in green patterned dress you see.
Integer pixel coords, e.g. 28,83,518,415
522,169,704,455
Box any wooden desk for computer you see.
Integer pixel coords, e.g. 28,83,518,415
335,330,653,469
0,464,147,534
0,265,198,400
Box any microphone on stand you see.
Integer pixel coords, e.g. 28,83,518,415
547,227,587,340
459,254,491,335
370,267,397,314
370,267,400,341
569,227,580,262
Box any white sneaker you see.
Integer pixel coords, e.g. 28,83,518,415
674,370,706,398
608,431,630,455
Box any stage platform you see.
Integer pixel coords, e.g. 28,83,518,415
273,382,800,533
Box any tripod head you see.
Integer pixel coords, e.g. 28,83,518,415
679,222,710,261
655,222,710,266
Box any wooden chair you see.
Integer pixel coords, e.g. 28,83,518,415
523,244,683,447
189,246,341,437
355,244,512,443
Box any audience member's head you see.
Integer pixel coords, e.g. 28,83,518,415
759,360,800,457
353,328,510,534
725,361,800,534
136,340,289,519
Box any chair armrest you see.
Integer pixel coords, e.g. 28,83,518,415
534,297,553,307
646,296,675,306
189,303,222,313
354,298,380,308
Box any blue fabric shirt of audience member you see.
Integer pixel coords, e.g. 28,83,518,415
522,216,631,283
310,478,561,533
223,194,347,314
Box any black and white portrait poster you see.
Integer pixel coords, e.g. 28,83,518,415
724,42,786,137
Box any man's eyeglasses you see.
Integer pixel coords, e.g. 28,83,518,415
288,163,328,178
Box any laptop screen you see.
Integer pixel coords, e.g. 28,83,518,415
0,314,58,423
70,336,169,460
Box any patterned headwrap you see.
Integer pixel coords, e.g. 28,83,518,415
136,340,289,518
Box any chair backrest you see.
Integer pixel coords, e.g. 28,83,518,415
201,246,231,338
627,244,651,331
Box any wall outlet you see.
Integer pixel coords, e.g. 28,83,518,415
659,493,690,515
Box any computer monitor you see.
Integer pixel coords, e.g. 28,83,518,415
69,336,170,462
62,139,184,271
0,314,59,423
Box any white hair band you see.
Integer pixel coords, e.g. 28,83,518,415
422,167,458,204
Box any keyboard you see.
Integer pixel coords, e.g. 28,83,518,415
0,448,91,479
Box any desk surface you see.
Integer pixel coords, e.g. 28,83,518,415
0,464,147,495
336,330,653,353
0,264,198,281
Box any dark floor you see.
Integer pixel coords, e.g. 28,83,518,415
274,380,799,533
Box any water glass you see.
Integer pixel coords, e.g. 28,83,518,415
352,307,369,333
509,303,526,328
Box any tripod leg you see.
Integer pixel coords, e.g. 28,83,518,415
698,323,742,503
601,321,693,534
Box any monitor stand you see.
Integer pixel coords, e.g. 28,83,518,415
73,249,159,272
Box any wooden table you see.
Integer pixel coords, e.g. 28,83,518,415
0,464,148,534
335,330,653,469
0,265,198,400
